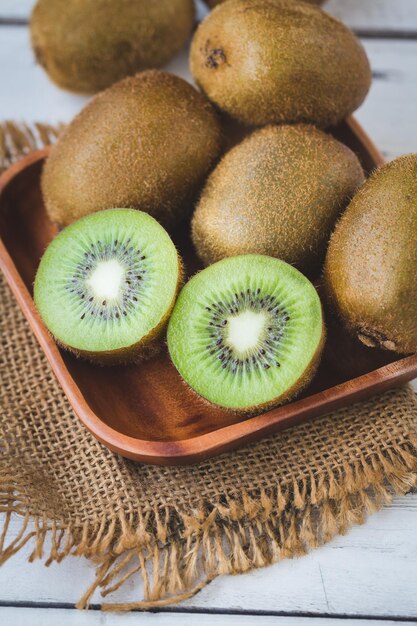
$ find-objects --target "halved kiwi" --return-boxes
[167,255,324,412]
[34,209,182,364]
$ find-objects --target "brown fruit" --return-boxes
[42,71,222,228]
[192,124,364,275]
[324,154,417,355]
[191,0,371,127]
[31,0,195,93]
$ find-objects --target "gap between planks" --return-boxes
[1,604,417,622]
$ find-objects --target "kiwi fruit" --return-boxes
[324,154,417,355]
[192,124,365,275]
[167,255,324,412]
[190,0,371,127]
[34,209,182,364]
[42,71,222,229]
[30,0,195,93]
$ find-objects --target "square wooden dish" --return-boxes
[1,117,416,466]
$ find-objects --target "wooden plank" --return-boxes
[0,27,416,161]
[357,40,417,160]
[1,0,417,32]
[325,0,417,34]
[1,494,417,617]
[0,608,414,626]
[0,1,34,22]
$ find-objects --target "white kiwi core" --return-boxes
[87,259,125,301]
[226,310,267,356]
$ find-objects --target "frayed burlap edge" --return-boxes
[0,120,63,168]
[2,429,417,610]
[1,121,417,611]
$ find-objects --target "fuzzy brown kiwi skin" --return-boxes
[324,154,417,356]
[41,71,222,230]
[192,124,365,276]
[30,0,195,94]
[191,0,371,128]
[177,311,326,416]
[55,255,184,366]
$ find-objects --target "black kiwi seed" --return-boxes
[203,288,291,375]
[67,236,148,323]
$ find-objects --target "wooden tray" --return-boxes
[1,118,416,466]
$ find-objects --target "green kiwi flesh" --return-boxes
[167,255,324,412]
[30,0,195,93]
[192,124,365,275]
[324,154,417,355]
[191,0,371,127]
[42,71,222,229]
[34,209,182,364]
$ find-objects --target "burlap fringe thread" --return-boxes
[0,120,63,168]
[1,442,417,610]
[1,121,417,610]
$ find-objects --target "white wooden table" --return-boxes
[1,2,417,624]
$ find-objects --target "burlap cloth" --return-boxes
[1,122,417,611]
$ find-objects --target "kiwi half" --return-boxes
[34,209,182,364]
[167,255,324,412]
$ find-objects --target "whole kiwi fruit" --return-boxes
[42,70,222,228]
[192,124,365,275]
[191,0,371,127]
[324,154,417,355]
[30,0,195,93]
